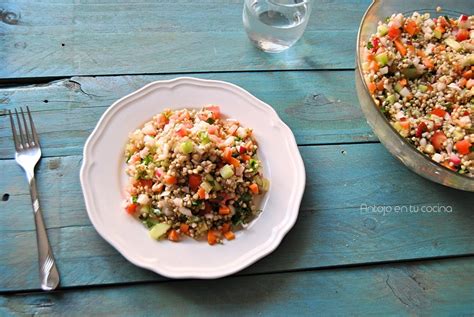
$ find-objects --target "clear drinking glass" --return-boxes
[243,0,312,53]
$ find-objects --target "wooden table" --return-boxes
[1,1,473,315]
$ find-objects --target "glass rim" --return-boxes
[267,0,311,7]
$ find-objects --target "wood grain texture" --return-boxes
[0,71,376,159]
[1,144,473,291]
[0,0,370,78]
[1,257,474,316]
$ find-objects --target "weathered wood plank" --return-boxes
[0,0,370,78]
[1,143,473,291]
[1,257,473,316]
[0,71,376,159]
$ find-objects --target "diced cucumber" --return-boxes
[213,182,222,191]
[375,52,389,66]
[149,223,171,240]
[445,38,462,51]
[180,140,194,154]
[402,67,419,79]
[220,164,234,179]
[394,83,403,93]
[418,84,428,92]
[386,94,397,104]
[199,131,210,145]
[378,25,388,36]
[205,174,214,182]
[201,181,213,193]
[262,178,270,191]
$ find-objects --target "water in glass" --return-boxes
[243,0,311,53]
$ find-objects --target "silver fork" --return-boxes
[8,107,60,291]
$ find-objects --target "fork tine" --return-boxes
[8,110,20,151]
[26,106,40,146]
[14,109,25,148]
[20,107,31,145]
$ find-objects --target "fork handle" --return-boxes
[29,176,60,291]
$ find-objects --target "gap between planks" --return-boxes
[1,254,472,296]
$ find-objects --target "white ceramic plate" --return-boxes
[80,77,305,279]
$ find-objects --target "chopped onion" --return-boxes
[178,207,193,217]
[399,87,411,97]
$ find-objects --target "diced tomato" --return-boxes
[168,230,180,242]
[430,108,446,118]
[456,29,470,41]
[241,154,251,161]
[218,205,230,215]
[455,139,472,155]
[439,16,450,27]
[176,127,188,137]
[372,37,380,51]
[208,125,218,135]
[415,122,427,138]
[238,145,247,154]
[205,105,221,119]
[188,174,202,191]
[404,19,418,36]
[376,80,385,91]
[431,131,447,151]
[155,114,168,126]
[138,179,153,188]
[164,175,177,185]
[387,26,401,40]
[126,203,138,215]
[228,156,240,168]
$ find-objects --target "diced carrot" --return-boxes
[249,183,259,195]
[367,53,375,62]
[399,120,410,130]
[219,205,230,215]
[376,80,385,91]
[221,223,231,233]
[407,45,415,53]
[164,175,177,185]
[126,203,138,215]
[223,147,232,161]
[463,70,473,80]
[423,58,434,69]
[188,174,202,191]
[416,49,426,57]
[207,230,218,245]
[404,19,418,36]
[394,39,407,56]
[228,156,240,168]
[168,229,180,242]
[455,140,472,155]
[398,78,407,87]
[459,77,467,88]
[442,161,457,171]
[434,25,445,34]
[369,61,379,72]
[180,224,189,234]
[224,231,235,241]
[197,187,206,200]
[241,154,251,161]
[367,82,377,94]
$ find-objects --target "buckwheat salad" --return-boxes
[362,12,474,176]
[123,105,269,245]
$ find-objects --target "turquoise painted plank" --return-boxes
[0,0,370,78]
[0,72,376,159]
[1,257,473,316]
[1,143,473,291]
